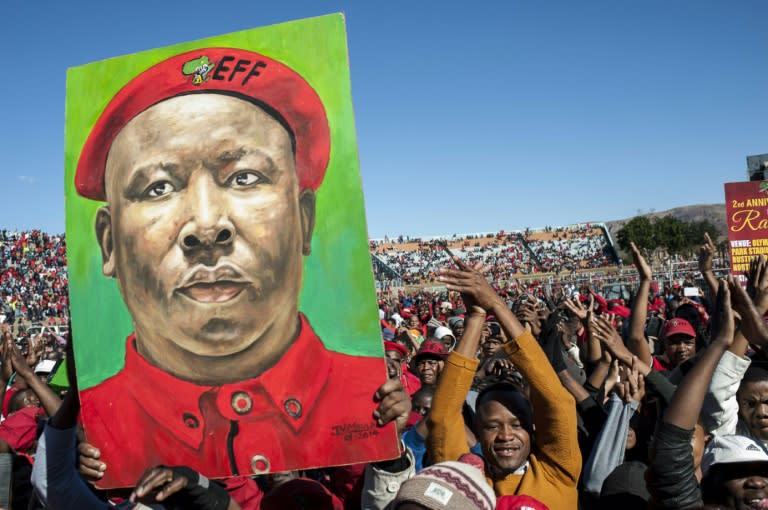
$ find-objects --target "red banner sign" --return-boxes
[724,180,768,279]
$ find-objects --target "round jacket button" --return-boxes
[284,398,302,419]
[182,412,199,429]
[231,391,253,415]
[251,455,270,474]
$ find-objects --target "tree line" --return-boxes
[616,215,725,260]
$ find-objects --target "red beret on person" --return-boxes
[384,341,408,358]
[75,47,330,201]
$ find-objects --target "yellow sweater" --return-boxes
[427,331,581,509]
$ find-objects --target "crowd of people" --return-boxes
[4,228,768,509]
[0,230,68,326]
[369,234,768,509]
[372,224,618,285]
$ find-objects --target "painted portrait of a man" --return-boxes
[65,17,398,488]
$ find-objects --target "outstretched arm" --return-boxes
[701,257,768,436]
[664,279,734,429]
[439,261,581,486]
[697,233,719,307]
[427,262,487,464]
[627,242,652,367]
[648,279,734,509]
[10,343,60,417]
[32,331,110,510]
[0,331,13,416]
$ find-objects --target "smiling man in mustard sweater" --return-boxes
[429,260,581,509]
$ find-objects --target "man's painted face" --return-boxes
[99,94,313,361]
[739,380,768,442]
[476,400,531,474]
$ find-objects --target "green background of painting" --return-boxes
[64,14,383,390]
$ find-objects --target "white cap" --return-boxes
[701,434,768,478]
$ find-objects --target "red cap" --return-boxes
[413,339,448,362]
[496,495,550,510]
[75,48,330,201]
[662,318,696,339]
[384,341,408,357]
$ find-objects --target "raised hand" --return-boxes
[615,357,646,403]
[727,276,766,347]
[516,301,541,337]
[697,232,716,275]
[10,342,34,380]
[592,315,626,358]
[25,336,42,369]
[0,335,13,384]
[711,278,736,348]
[630,242,652,281]
[748,255,768,315]
[604,359,620,396]
[563,295,593,324]
[438,259,503,313]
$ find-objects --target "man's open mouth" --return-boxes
[494,445,520,458]
[178,281,248,303]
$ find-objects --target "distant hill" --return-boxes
[603,204,727,243]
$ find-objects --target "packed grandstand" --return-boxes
[371,223,620,286]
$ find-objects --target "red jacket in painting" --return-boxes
[79,314,399,488]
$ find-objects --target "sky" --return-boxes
[1,0,766,239]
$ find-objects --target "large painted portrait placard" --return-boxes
[64,14,399,488]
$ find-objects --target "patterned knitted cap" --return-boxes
[391,461,495,510]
